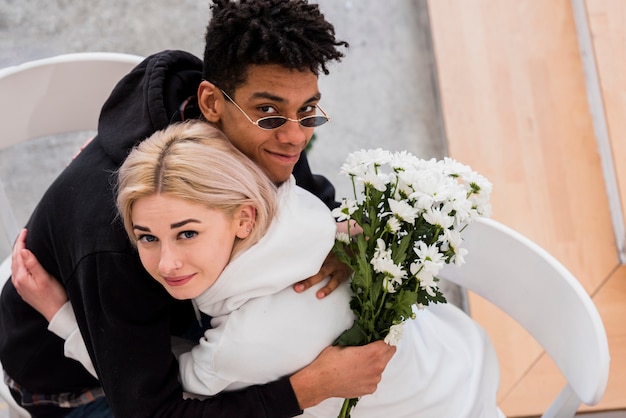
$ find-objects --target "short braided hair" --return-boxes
[203,0,348,92]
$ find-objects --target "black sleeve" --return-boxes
[70,253,303,418]
[293,151,340,210]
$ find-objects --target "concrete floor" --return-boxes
[0,1,457,416]
[0,0,448,266]
[0,0,446,215]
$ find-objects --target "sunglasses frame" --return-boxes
[220,89,330,130]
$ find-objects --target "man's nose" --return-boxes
[275,119,310,146]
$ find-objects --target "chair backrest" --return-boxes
[439,217,610,418]
[0,52,144,418]
[0,52,144,149]
[0,52,144,249]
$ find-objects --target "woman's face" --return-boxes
[131,194,246,300]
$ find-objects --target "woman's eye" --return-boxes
[137,234,157,244]
[179,230,198,240]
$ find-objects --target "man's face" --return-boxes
[217,65,322,184]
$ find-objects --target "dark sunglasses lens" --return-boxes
[300,116,329,128]
[257,117,287,129]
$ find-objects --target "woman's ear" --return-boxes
[197,81,222,123]
[235,205,256,239]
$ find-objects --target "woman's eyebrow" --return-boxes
[170,219,201,229]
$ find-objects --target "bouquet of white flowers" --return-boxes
[331,149,492,418]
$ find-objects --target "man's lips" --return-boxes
[266,149,301,164]
[163,274,195,287]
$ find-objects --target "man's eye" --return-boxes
[259,105,278,115]
[179,231,198,240]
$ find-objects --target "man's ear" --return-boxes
[197,80,222,123]
[235,205,256,239]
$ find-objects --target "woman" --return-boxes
[14,121,502,417]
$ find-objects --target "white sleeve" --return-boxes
[178,281,354,396]
[48,301,98,378]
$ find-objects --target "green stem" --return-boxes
[373,283,388,326]
[338,398,351,418]
[338,397,359,418]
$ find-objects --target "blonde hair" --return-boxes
[116,120,278,258]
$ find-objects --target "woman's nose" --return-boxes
[158,245,182,274]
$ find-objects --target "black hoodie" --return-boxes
[0,50,336,417]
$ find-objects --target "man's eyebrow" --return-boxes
[250,91,322,103]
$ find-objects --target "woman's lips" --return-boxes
[163,274,195,287]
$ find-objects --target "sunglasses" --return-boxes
[220,89,330,130]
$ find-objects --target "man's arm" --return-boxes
[291,342,395,409]
[293,250,352,298]
[12,230,394,417]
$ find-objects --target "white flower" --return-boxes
[445,189,473,226]
[451,246,469,266]
[372,238,391,260]
[362,170,389,192]
[390,150,421,171]
[332,148,492,418]
[364,148,393,166]
[423,206,454,229]
[385,217,401,234]
[331,198,359,222]
[384,323,404,346]
[412,241,445,277]
[372,239,406,290]
[443,230,468,266]
[335,232,350,245]
[440,157,473,177]
[388,198,419,224]
[373,257,406,281]
[408,170,455,210]
[340,148,392,178]
[383,276,402,293]
[416,270,438,297]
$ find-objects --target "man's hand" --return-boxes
[69,136,94,164]
[11,229,68,322]
[293,251,352,299]
[289,341,395,409]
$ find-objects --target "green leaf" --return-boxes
[334,321,368,346]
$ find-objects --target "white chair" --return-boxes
[439,217,610,418]
[0,52,144,418]
[0,52,144,249]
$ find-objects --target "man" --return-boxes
[0,1,394,417]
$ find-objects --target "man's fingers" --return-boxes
[11,229,27,264]
[293,251,352,298]
[315,276,341,299]
[11,229,29,280]
[21,248,42,273]
[293,275,318,293]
